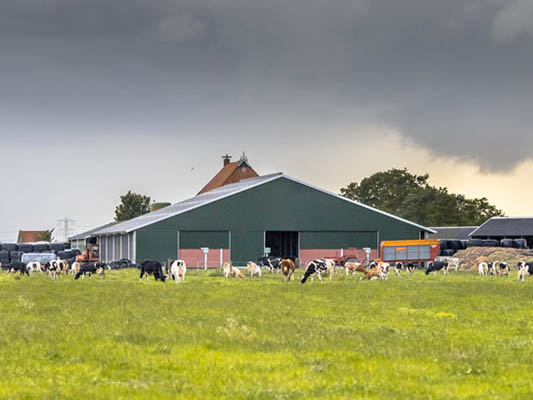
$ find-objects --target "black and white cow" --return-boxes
[257,256,282,273]
[425,261,449,275]
[8,262,29,276]
[496,262,510,276]
[140,260,166,282]
[518,262,533,282]
[75,262,106,280]
[300,259,328,284]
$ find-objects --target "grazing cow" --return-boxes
[223,262,244,278]
[26,261,42,275]
[280,259,296,281]
[405,262,416,274]
[436,257,460,272]
[425,261,449,275]
[394,262,403,276]
[71,262,82,276]
[257,256,282,273]
[75,262,106,280]
[478,262,489,276]
[496,262,510,276]
[139,260,166,282]
[324,259,336,280]
[46,260,60,280]
[344,261,366,275]
[246,261,262,279]
[518,262,533,282]
[8,262,29,276]
[169,259,187,283]
[300,259,328,284]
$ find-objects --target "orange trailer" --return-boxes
[380,239,440,263]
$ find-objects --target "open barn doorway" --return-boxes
[265,231,299,260]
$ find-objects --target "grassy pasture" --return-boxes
[1,269,533,399]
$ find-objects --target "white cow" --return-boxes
[169,259,187,283]
[26,261,42,274]
[247,261,262,278]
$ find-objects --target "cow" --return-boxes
[360,267,382,281]
[139,260,166,282]
[169,259,187,283]
[478,262,489,276]
[394,262,403,276]
[425,261,449,275]
[8,262,29,276]
[518,262,533,283]
[71,262,82,276]
[300,259,328,284]
[435,257,460,272]
[26,261,42,275]
[496,262,510,276]
[246,261,262,279]
[223,262,245,278]
[280,259,296,281]
[324,259,336,280]
[46,260,60,280]
[257,256,281,273]
[344,261,366,275]
[75,262,106,280]
[405,262,416,274]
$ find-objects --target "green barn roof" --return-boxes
[95,173,435,235]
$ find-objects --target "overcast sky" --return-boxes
[1,0,533,241]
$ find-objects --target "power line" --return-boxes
[56,218,75,242]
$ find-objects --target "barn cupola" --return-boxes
[197,152,260,195]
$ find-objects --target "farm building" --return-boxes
[69,222,117,251]
[469,217,533,248]
[428,226,478,240]
[17,230,48,243]
[93,171,435,267]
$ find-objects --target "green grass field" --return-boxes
[1,269,533,399]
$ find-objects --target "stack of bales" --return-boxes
[0,242,78,269]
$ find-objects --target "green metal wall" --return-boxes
[179,231,229,249]
[136,177,426,264]
[300,231,377,249]
[136,230,177,263]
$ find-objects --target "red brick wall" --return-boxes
[178,249,230,269]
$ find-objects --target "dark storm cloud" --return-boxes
[1,0,533,170]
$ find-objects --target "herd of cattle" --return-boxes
[2,255,533,283]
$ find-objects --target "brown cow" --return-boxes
[280,259,296,281]
[344,261,366,275]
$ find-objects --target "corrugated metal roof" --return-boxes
[469,217,533,237]
[94,173,435,235]
[428,226,478,240]
[69,222,118,240]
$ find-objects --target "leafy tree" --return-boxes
[340,168,505,226]
[35,229,54,242]
[115,191,151,222]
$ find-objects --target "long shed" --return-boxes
[94,173,435,267]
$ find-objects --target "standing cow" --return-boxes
[169,259,187,283]
[8,262,29,276]
[139,260,166,282]
[257,256,282,273]
[247,261,262,279]
[425,261,449,275]
[280,259,296,281]
[518,262,533,283]
[75,262,106,280]
[301,259,328,284]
